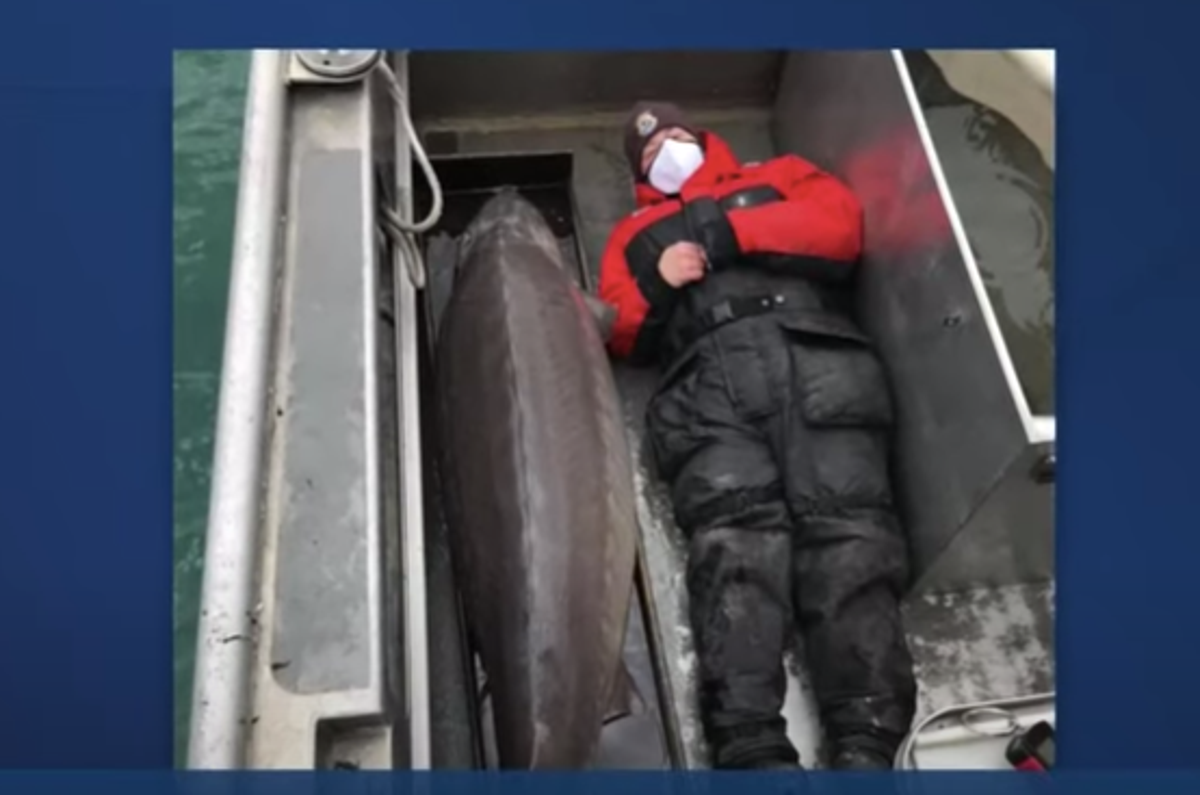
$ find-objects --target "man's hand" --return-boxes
[658,241,707,288]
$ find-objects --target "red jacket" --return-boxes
[598,132,865,360]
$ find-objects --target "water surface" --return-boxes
[905,50,1056,416]
[173,49,248,764]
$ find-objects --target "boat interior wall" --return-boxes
[409,51,785,123]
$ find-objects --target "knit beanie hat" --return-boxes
[623,101,698,179]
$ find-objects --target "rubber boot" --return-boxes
[829,746,893,771]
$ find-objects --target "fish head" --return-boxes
[458,188,564,270]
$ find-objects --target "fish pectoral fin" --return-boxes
[581,293,617,344]
[602,662,643,725]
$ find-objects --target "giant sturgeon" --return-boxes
[435,190,639,769]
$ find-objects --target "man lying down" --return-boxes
[591,102,918,771]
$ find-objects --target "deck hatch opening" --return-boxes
[413,151,592,309]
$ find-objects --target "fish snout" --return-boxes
[460,188,563,265]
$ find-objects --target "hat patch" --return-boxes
[636,111,658,138]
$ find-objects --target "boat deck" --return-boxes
[187,49,1055,771]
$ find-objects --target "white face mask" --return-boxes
[647,139,704,195]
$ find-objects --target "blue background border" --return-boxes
[0,771,1193,793]
[4,0,1200,772]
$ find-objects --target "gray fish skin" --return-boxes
[436,190,638,769]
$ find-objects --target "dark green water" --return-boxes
[173,49,248,765]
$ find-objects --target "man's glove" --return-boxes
[682,197,740,269]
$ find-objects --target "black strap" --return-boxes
[719,185,784,212]
[692,294,797,337]
[682,186,785,269]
